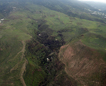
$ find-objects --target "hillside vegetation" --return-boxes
[0,0,106,86]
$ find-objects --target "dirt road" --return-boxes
[10,41,27,86]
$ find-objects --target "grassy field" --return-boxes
[81,33,106,50]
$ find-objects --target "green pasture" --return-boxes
[81,33,106,50]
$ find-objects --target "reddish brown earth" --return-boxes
[59,41,106,86]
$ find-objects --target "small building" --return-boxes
[38,34,41,36]
[47,58,50,62]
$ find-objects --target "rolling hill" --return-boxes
[0,0,106,86]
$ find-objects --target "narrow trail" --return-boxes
[9,41,25,62]
[9,41,27,86]
[10,41,26,72]
[19,41,27,86]
[20,59,28,86]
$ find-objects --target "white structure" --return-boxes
[47,58,50,62]
[0,21,1,23]
[38,34,41,36]
[1,18,4,21]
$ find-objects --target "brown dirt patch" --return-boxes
[59,41,106,86]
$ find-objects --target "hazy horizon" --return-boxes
[78,0,106,3]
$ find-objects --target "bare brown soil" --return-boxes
[59,41,106,86]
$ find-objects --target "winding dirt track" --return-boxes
[20,41,27,86]
[10,41,27,86]
[20,59,28,86]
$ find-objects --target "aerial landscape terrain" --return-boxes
[0,0,106,86]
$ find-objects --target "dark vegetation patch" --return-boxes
[48,71,77,86]
[57,28,73,33]
[24,20,76,86]
[36,20,65,51]
[25,40,76,86]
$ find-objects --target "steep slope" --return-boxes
[59,41,106,86]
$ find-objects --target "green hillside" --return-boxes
[0,0,106,86]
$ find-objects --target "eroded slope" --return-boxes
[59,41,106,86]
